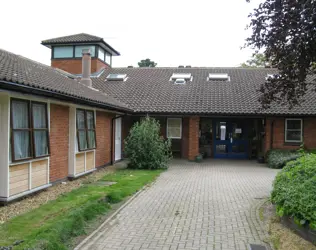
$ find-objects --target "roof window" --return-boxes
[174,78,186,85]
[106,74,127,81]
[171,73,192,81]
[208,73,230,81]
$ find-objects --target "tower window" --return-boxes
[75,45,96,57]
[53,46,73,58]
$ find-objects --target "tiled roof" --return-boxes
[92,67,316,115]
[41,33,120,56]
[42,33,103,44]
[0,49,131,112]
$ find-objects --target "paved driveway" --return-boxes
[77,160,279,250]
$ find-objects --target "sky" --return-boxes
[0,0,260,68]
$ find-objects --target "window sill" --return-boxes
[10,156,49,166]
[284,142,302,146]
[76,149,95,154]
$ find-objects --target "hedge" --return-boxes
[271,153,316,230]
[266,149,302,169]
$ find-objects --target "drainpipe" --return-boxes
[270,120,274,150]
[111,114,127,165]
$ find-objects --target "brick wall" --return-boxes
[49,104,69,182]
[264,117,316,153]
[52,58,109,74]
[188,116,200,160]
[95,111,114,167]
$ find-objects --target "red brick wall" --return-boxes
[52,58,109,74]
[95,111,114,167]
[49,104,69,182]
[188,116,200,160]
[264,117,316,153]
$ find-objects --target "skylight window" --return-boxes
[171,73,192,81]
[106,74,127,81]
[174,78,186,85]
[208,73,230,81]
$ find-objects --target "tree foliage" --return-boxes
[124,116,172,169]
[138,58,157,67]
[241,53,268,68]
[246,0,316,108]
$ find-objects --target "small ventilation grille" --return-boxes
[208,73,230,81]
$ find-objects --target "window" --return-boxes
[208,73,230,81]
[10,99,49,161]
[105,52,111,65]
[75,45,96,57]
[171,73,192,80]
[167,118,182,139]
[98,47,105,61]
[285,119,303,143]
[106,74,127,81]
[53,46,73,58]
[76,109,96,151]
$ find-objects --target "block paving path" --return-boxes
[77,160,279,250]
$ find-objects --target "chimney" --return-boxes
[81,49,92,87]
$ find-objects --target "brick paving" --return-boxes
[77,160,279,250]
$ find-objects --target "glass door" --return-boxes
[213,119,248,159]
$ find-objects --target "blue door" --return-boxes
[213,120,248,159]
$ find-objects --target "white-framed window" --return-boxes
[105,52,111,65]
[76,109,96,151]
[167,118,182,139]
[98,47,105,61]
[285,118,303,143]
[75,45,96,57]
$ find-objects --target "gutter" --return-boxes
[0,80,132,113]
[111,114,127,165]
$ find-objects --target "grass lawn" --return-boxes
[0,169,163,250]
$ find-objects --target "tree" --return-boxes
[245,0,316,108]
[138,58,157,67]
[124,117,172,169]
[241,53,269,68]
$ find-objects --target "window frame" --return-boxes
[74,45,96,58]
[31,101,50,159]
[10,98,50,162]
[52,46,74,59]
[166,118,182,139]
[76,109,97,152]
[284,118,303,143]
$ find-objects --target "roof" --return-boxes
[92,67,316,116]
[0,49,131,112]
[41,33,120,56]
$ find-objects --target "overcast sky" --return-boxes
[0,0,260,68]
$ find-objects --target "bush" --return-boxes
[266,149,302,169]
[124,116,172,169]
[271,153,316,229]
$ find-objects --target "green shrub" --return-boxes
[124,116,172,169]
[271,153,316,229]
[266,149,302,169]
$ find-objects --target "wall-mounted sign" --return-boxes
[235,128,242,134]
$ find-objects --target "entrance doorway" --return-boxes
[213,119,248,159]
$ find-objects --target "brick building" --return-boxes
[0,33,315,202]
